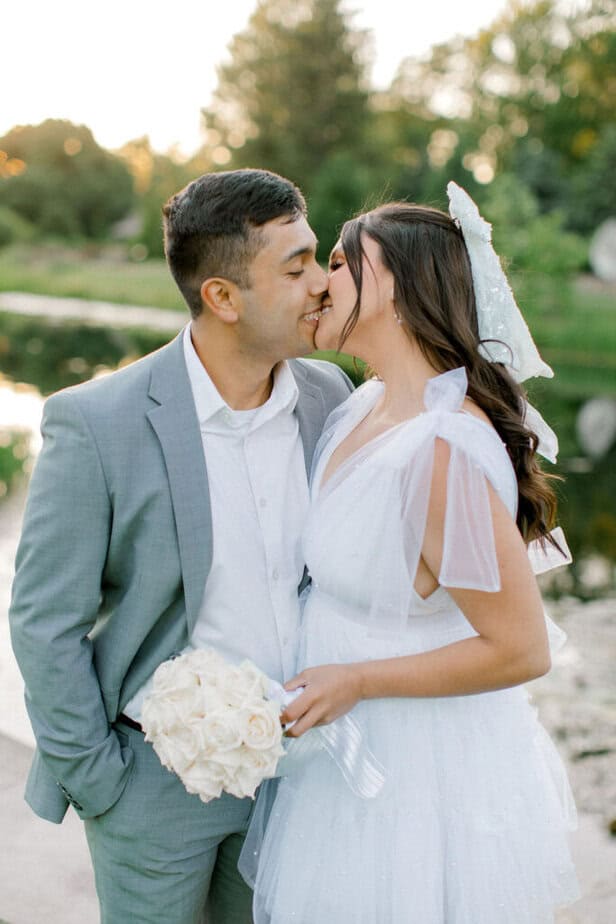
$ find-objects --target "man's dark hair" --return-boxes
[163,169,307,318]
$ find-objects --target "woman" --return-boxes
[246,184,579,922]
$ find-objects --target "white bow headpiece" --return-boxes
[447,181,553,383]
[447,181,557,462]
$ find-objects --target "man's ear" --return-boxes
[200,277,240,324]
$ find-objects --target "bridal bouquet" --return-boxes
[141,648,290,802]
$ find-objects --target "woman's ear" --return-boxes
[200,277,240,324]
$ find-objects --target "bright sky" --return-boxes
[4,0,513,156]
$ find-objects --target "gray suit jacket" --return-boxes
[9,332,352,823]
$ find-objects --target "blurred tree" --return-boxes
[0,120,134,239]
[0,205,35,248]
[367,96,483,208]
[482,172,587,312]
[117,137,200,257]
[388,0,616,225]
[568,124,616,234]
[307,151,381,256]
[471,0,616,204]
[201,0,372,194]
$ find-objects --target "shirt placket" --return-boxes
[245,425,294,679]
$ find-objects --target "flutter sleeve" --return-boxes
[437,441,502,592]
[395,368,514,604]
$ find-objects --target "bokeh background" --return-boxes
[0,1,614,921]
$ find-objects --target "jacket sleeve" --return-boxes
[9,390,134,819]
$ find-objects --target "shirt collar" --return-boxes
[183,324,299,430]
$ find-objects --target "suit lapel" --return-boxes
[146,335,212,636]
[145,348,330,635]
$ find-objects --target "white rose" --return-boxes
[148,731,177,771]
[200,685,231,714]
[224,748,280,799]
[143,690,186,737]
[196,709,244,753]
[141,694,171,738]
[152,655,200,695]
[237,660,269,696]
[186,648,227,676]
[161,722,206,773]
[206,746,246,770]
[224,770,260,800]
[242,746,281,777]
[180,758,226,803]
[142,682,205,733]
[211,664,265,708]
[239,700,284,751]
[144,655,210,729]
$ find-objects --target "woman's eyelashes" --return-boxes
[329,259,343,272]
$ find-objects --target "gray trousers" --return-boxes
[84,721,254,924]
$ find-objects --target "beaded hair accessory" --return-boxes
[447,181,557,462]
[447,181,553,384]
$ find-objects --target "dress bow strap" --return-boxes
[423,367,468,414]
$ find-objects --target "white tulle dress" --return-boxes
[247,368,579,923]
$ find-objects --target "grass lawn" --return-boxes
[0,243,183,311]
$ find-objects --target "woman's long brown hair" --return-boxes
[338,202,559,545]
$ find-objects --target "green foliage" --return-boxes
[481,174,587,312]
[0,120,135,239]
[387,0,616,230]
[0,243,183,310]
[201,0,372,191]
[569,124,616,234]
[203,0,612,250]
[307,152,383,258]
[484,174,587,276]
[0,429,31,497]
[0,311,170,396]
[0,205,35,248]
[116,137,201,258]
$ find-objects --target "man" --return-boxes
[9,169,352,923]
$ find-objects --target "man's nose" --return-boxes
[310,263,328,294]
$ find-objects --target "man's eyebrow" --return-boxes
[281,242,318,264]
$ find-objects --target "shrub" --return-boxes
[0,205,35,248]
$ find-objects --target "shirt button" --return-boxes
[272,568,279,581]
[259,498,267,508]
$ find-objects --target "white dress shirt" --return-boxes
[124,325,310,720]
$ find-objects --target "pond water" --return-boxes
[1,309,614,597]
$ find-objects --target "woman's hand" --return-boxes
[280,663,363,737]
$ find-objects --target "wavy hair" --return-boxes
[338,202,559,545]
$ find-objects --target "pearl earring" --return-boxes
[392,293,403,324]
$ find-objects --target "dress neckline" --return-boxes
[317,386,411,494]
[314,368,501,499]
[315,378,423,499]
